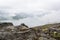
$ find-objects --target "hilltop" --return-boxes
[0,22,60,40]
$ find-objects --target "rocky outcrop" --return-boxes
[0,23,60,40]
[0,22,14,32]
[0,22,13,27]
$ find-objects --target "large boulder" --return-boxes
[0,22,13,27]
[0,22,13,31]
[16,23,29,32]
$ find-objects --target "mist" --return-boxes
[0,0,60,27]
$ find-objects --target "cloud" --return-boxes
[0,9,60,27]
[0,10,33,20]
[0,0,60,26]
[12,13,33,20]
[0,0,60,11]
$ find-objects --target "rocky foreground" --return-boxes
[0,22,60,40]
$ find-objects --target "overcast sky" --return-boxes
[0,0,60,26]
[0,0,60,12]
[0,0,60,17]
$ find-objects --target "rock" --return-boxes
[38,37,56,40]
[0,23,14,32]
[0,22,13,27]
[0,22,13,29]
[3,26,15,32]
[0,23,59,40]
[15,23,29,33]
[20,23,28,28]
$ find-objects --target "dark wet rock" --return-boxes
[0,22,13,26]
[20,23,28,28]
